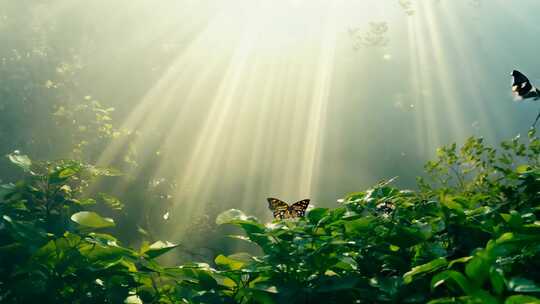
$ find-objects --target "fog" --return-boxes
[1,0,539,247]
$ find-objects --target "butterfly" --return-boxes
[376,201,395,214]
[267,198,310,220]
[511,70,540,100]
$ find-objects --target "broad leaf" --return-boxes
[71,211,115,228]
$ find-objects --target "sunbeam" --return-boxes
[48,0,539,243]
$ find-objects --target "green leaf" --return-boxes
[448,256,473,268]
[215,252,252,270]
[501,211,524,228]
[0,183,15,199]
[344,216,375,234]
[216,276,237,289]
[507,277,540,293]
[141,240,179,259]
[58,167,78,178]
[334,256,358,270]
[216,209,249,225]
[79,242,134,264]
[370,276,401,296]
[307,208,329,223]
[7,152,32,172]
[431,270,473,294]
[389,244,400,252]
[490,267,505,295]
[516,164,531,174]
[176,264,219,289]
[72,198,97,206]
[124,295,143,304]
[440,195,464,212]
[504,295,540,304]
[49,163,83,183]
[404,257,447,284]
[465,256,490,285]
[87,232,119,244]
[71,211,115,228]
[99,193,124,210]
[1,215,48,243]
[470,289,500,304]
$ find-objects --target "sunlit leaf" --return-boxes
[71,211,115,228]
[389,244,400,252]
[141,240,179,259]
[99,193,124,210]
[431,270,472,294]
[58,167,78,178]
[507,277,540,293]
[7,152,32,172]
[447,256,473,268]
[124,295,143,304]
[504,295,540,304]
[516,164,531,174]
[72,198,96,206]
[215,252,252,270]
[216,209,249,225]
[404,257,447,284]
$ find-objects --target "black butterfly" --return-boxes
[267,198,310,220]
[511,70,540,100]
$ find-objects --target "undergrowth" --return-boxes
[1,131,539,303]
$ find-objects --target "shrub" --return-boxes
[1,131,539,303]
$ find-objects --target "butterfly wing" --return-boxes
[289,199,310,218]
[267,198,290,220]
[512,70,535,98]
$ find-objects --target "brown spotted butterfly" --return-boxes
[267,198,310,220]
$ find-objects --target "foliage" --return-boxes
[52,96,134,163]
[0,153,176,303]
[195,131,540,303]
[1,131,539,303]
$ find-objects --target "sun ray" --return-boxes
[65,0,533,243]
[94,21,219,163]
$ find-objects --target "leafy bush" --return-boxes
[1,131,539,303]
[200,131,540,304]
[0,153,178,303]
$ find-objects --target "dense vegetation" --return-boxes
[1,129,539,303]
